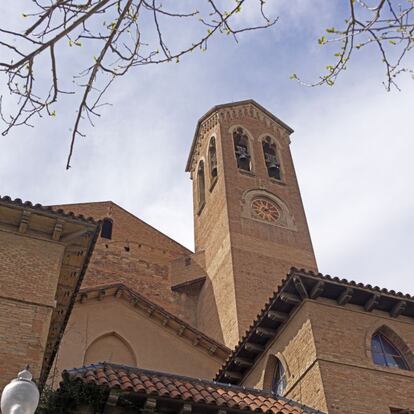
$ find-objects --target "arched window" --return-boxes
[262,136,281,180]
[371,331,410,370]
[101,218,113,239]
[233,127,251,172]
[209,137,218,180]
[85,332,136,366]
[197,161,205,209]
[271,359,287,395]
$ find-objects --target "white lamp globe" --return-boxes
[1,368,40,414]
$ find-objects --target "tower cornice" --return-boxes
[186,99,294,173]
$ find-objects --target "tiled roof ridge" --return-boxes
[215,267,414,382]
[78,283,231,355]
[292,267,414,300]
[65,362,324,414]
[0,195,98,224]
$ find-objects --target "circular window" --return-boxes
[251,198,280,223]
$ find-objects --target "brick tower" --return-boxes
[186,100,318,347]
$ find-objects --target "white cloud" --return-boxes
[0,1,413,296]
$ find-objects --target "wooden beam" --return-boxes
[337,288,353,306]
[310,281,325,299]
[142,398,157,414]
[364,293,380,312]
[60,228,92,243]
[224,370,243,381]
[244,342,265,353]
[234,357,253,368]
[52,219,64,241]
[79,292,88,303]
[280,292,301,305]
[293,276,308,299]
[179,404,192,414]
[390,300,407,318]
[208,345,217,355]
[103,389,120,413]
[255,326,277,338]
[18,210,31,234]
[267,310,289,322]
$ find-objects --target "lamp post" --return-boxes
[1,367,39,414]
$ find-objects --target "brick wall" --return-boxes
[191,103,318,348]
[52,202,197,325]
[0,230,64,388]
[242,302,328,412]
[242,299,414,414]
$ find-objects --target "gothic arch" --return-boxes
[365,322,414,370]
[241,189,297,230]
[207,135,218,183]
[229,124,256,173]
[84,331,137,366]
[196,159,206,211]
[259,133,285,181]
[263,353,290,395]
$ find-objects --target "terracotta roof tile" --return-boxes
[64,363,322,414]
[0,195,98,223]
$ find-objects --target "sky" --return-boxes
[0,1,413,294]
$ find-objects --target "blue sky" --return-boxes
[1,1,413,293]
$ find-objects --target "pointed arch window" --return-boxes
[371,331,410,370]
[233,127,251,172]
[262,136,281,180]
[271,359,287,395]
[197,161,206,210]
[209,137,218,180]
[101,218,113,239]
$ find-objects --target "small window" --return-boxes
[197,161,205,209]
[271,359,287,395]
[233,127,251,172]
[372,332,410,370]
[209,137,218,179]
[101,218,113,239]
[262,137,281,180]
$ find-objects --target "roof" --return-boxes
[215,268,414,384]
[77,283,230,361]
[0,195,98,224]
[0,195,101,388]
[64,363,323,414]
[185,100,294,172]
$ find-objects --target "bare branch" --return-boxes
[0,0,276,168]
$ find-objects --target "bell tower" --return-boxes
[186,100,317,348]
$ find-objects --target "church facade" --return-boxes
[1,100,413,414]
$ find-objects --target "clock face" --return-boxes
[251,198,280,223]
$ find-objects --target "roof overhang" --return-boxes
[0,196,101,387]
[215,268,414,384]
[185,100,294,172]
[63,363,322,414]
[77,283,230,361]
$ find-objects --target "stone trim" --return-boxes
[77,283,230,361]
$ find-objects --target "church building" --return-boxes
[1,100,413,414]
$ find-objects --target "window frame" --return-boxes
[271,358,287,396]
[371,331,411,371]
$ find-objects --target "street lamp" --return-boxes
[1,367,39,414]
